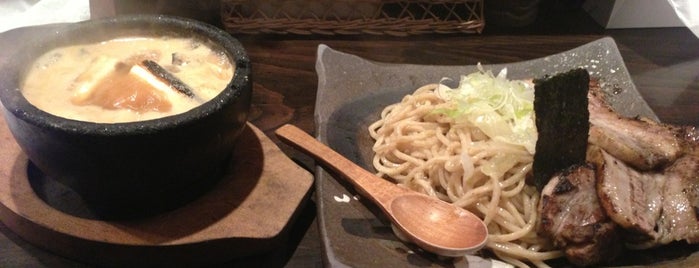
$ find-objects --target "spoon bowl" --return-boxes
[390,194,489,256]
[275,124,488,257]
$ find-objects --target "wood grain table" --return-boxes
[1,3,698,267]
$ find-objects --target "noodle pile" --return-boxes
[368,72,564,267]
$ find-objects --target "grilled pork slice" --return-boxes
[654,155,699,246]
[592,147,664,244]
[594,146,699,249]
[586,80,699,249]
[538,163,622,267]
[587,82,683,171]
[533,72,699,266]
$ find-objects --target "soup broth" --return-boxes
[22,36,234,123]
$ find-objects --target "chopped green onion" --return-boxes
[435,64,537,154]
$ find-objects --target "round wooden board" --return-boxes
[0,115,314,267]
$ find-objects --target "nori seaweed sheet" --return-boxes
[533,68,590,191]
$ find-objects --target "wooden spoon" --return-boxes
[275,124,488,257]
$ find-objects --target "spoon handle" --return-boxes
[275,124,411,208]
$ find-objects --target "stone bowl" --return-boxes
[0,15,252,219]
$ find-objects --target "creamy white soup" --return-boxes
[22,36,234,123]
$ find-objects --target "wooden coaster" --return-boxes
[0,116,313,267]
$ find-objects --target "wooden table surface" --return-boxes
[2,3,699,267]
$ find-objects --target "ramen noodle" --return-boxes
[368,68,564,267]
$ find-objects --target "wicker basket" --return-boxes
[221,0,484,36]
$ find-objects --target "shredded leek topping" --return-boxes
[435,65,537,154]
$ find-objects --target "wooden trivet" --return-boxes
[0,117,313,267]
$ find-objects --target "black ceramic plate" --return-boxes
[313,38,698,267]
